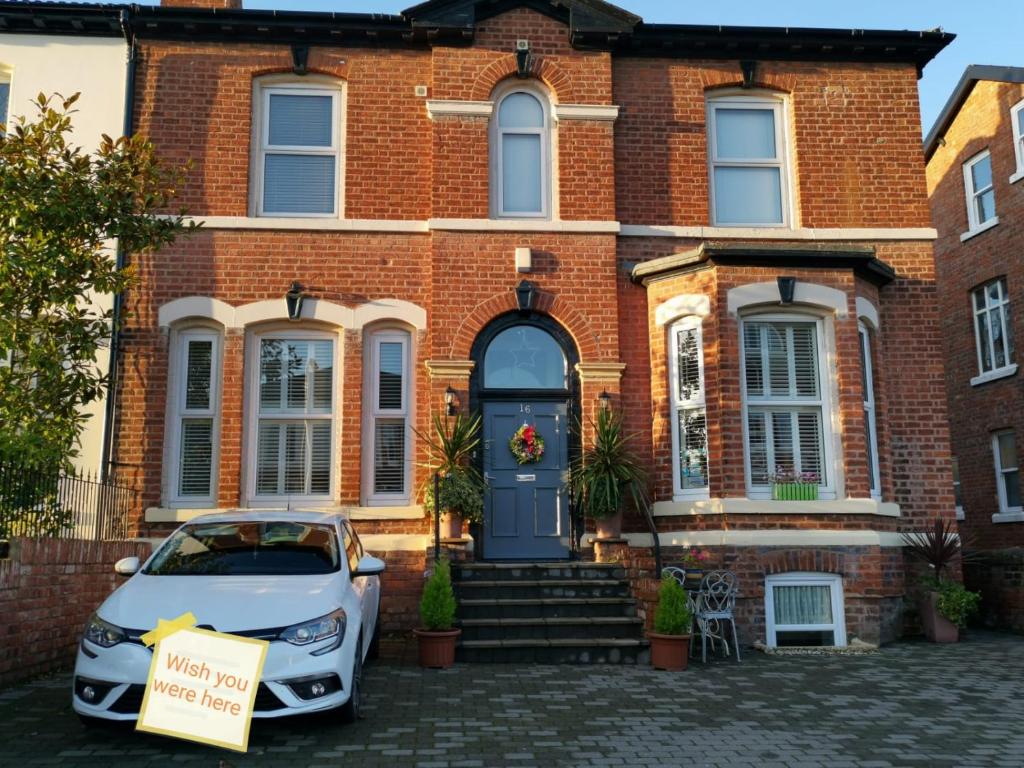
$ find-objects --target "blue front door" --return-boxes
[482,400,570,560]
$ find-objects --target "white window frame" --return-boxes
[490,83,552,219]
[858,322,881,500]
[739,312,837,500]
[970,277,1015,384]
[245,329,338,505]
[992,430,1022,517]
[961,149,998,239]
[0,69,11,136]
[1010,99,1024,185]
[363,329,413,506]
[668,317,710,500]
[765,572,847,648]
[952,456,964,521]
[706,93,792,228]
[165,328,222,507]
[253,82,344,218]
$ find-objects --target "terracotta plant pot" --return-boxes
[594,510,623,539]
[649,632,691,670]
[440,511,463,539]
[414,628,461,669]
[920,591,959,643]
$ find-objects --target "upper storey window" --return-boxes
[491,85,551,219]
[962,149,997,238]
[255,82,342,217]
[1011,99,1024,184]
[707,94,790,227]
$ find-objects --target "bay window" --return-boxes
[668,318,709,499]
[858,322,881,498]
[741,315,833,498]
[364,330,412,505]
[168,330,221,505]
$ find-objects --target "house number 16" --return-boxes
[520,404,531,413]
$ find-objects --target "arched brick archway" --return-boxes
[470,55,575,103]
[761,549,849,577]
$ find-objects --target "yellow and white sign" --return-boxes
[136,612,269,753]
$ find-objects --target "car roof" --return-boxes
[185,509,350,526]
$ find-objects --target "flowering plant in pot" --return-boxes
[680,546,711,589]
[569,407,648,540]
[417,412,483,539]
[413,557,460,668]
[770,467,819,500]
[649,574,693,670]
[901,519,980,643]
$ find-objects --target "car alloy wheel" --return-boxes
[339,638,362,723]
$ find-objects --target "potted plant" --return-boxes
[569,407,648,540]
[417,412,484,539]
[771,466,819,500]
[413,557,461,668]
[649,574,693,670]
[901,519,980,643]
[681,546,710,589]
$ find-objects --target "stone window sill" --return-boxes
[652,498,900,518]
[1009,168,1024,186]
[956,506,965,521]
[992,510,1024,524]
[146,504,424,524]
[961,217,1000,242]
[970,364,1018,387]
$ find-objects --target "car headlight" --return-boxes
[280,609,346,654]
[83,614,126,648]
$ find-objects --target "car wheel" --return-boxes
[339,637,363,724]
[367,612,381,661]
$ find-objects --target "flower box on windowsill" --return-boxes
[771,482,819,501]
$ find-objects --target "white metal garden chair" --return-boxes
[692,570,741,664]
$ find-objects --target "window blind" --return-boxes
[176,335,217,499]
[268,94,333,147]
[184,340,213,410]
[373,419,405,495]
[179,419,213,497]
[263,154,336,215]
[377,341,404,411]
[675,325,703,403]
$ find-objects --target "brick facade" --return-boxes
[927,72,1024,632]
[109,1,954,646]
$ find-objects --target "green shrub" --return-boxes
[420,558,457,631]
[653,574,692,636]
[936,579,981,628]
[422,469,484,525]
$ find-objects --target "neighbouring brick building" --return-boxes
[926,65,1024,634]
[31,0,954,648]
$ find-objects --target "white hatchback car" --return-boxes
[72,510,384,725]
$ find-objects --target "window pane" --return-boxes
[378,342,404,411]
[715,107,777,159]
[991,310,1007,369]
[999,432,1018,470]
[791,325,818,397]
[977,312,993,372]
[283,423,306,494]
[310,421,332,495]
[766,325,790,396]
[974,287,986,311]
[679,409,708,491]
[501,134,543,213]
[771,411,795,474]
[256,422,281,495]
[311,341,333,412]
[859,329,870,397]
[374,419,405,494]
[1005,470,1022,509]
[185,339,213,411]
[713,167,783,225]
[747,411,768,484]
[499,92,544,128]
[285,343,310,410]
[484,325,566,389]
[263,154,336,214]
[864,410,877,493]
[261,340,332,413]
[676,326,702,402]
[775,629,835,647]
[988,279,1003,305]
[797,411,824,483]
[744,321,818,398]
[268,94,333,147]
[0,82,9,132]
[773,584,833,625]
[977,189,996,224]
[260,341,284,411]
[971,155,993,193]
[179,419,213,497]
[743,324,765,397]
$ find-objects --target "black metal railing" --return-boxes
[0,462,136,541]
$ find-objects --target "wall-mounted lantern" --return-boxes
[598,390,612,411]
[777,276,797,305]
[516,279,536,313]
[286,281,306,321]
[444,386,457,417]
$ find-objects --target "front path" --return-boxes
[1,632,1021,767]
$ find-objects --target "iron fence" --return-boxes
[0,462,136,541]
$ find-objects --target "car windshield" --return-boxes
[144,521,340,576]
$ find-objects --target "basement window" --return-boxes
[765,572,847,648]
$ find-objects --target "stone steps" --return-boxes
[458,637,649,665]
[458,615,644,641]
[455,579,632,600]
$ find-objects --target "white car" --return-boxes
[72,510,384,725]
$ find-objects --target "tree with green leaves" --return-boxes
[0,93,194,468]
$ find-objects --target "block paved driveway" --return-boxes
[1,631,1021,768]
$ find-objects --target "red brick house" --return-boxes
[103,0,953,648]
[926,65,1024,633]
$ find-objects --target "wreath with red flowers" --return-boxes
[509,422,545,465]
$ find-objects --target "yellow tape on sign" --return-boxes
[140,612,197,647]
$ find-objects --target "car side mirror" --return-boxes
[351,554,385,579]
[114,556,140,577]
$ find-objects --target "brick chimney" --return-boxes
[160,0,243,8]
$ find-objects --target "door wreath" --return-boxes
[509,422,545,464]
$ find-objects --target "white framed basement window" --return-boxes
[740,314,835,499]
[1010,99,1024,185]
[971,277,1015,384]
[765,572,847,648]
[858,322,881,499]
[961,149,997,239]
[364,329,412,506]
[167,329,221,506]
[707,93,791,227]
[490,83,552,219]
[952,457,964,521]
[249,332,336,503]
[992,430,1022,517]
[255,82,343,217]
[668,317,709,499]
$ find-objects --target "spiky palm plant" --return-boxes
[900,518,975,579]
[569,407,649,521]
[414,412,485,522]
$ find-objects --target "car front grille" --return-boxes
[106,682,288,714]
[254,683,287,712]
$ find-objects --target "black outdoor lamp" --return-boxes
[516,279,536,313]
[444,386,457,417]
[286,281,305,321]
[599,390,612,411]
[777,276,797,305]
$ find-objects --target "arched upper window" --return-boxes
[484,325,566,389]
[491,85,551,218]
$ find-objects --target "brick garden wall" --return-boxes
[0,538,152,688]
